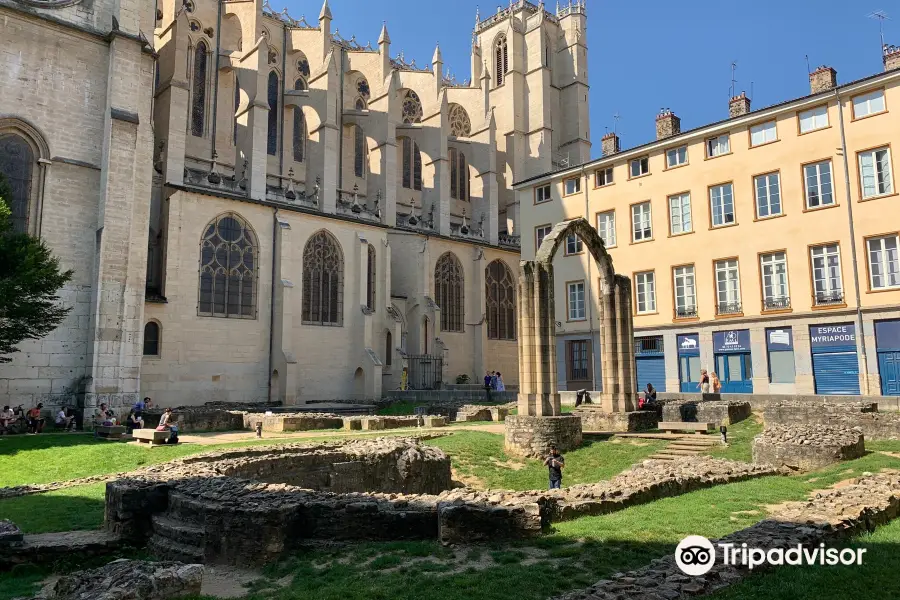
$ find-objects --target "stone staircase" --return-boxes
[647,434,721,460]
[146,493,207,563]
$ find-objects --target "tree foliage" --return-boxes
[0,172,74,362]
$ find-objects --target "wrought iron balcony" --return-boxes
[675,305,698,319]
[716,301,743,316]
[763,296,791,310]
[814,290,845,306]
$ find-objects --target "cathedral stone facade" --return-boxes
[0,0,590,409]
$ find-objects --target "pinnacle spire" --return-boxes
[319,0,332,20]
[432,44,442,64]
[378,21,390,44]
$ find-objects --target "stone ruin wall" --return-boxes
[752,424,866,471]
[661,400,752,427]
[762,401,900,440]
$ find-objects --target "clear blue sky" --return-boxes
[282,0,897,158]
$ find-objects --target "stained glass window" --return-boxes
[198,213,258,319]
[267,71,279,156]
[0,134,34,234]
[366,245,376,310]
[354,126,365,178]
[449,148,468,201]
[293,79,306,163]
[435,252,464,332]
[486,260,516,340]
[297,57,310,77]
[302,230,344,326]
[400,137,422,191]
[402,90,422,124]
[357,78,370,99]
[494,35,508,86]
[448,104,471,137]
[191,41,208,137]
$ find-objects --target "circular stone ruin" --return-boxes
[752,424,865,471]
[504,414,583,458]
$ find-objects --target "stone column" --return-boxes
[234,39,270,201]
[271,214,300,404]
[517,262,536,414]
[749,326,770,394]
[793,324,815,394]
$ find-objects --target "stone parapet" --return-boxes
[752,424,865,471]
[575,407,659,432]
[661,400,751,427]
[503,415,583,458]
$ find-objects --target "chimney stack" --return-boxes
[809,66,837,94]
[655,109,681,140]
[729,92,751,118]
[601,132,620,156]
[884,45,900,71]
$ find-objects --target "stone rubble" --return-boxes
[31,559,202,600]
[752,424,865,471]
[763,401,900,440]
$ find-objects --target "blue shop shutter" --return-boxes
[636,356,666,393]
[812,352,860,395]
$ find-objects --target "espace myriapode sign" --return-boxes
[809,324,856,349]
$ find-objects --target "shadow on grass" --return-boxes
[0,433,116,456]
[0,483,106,533]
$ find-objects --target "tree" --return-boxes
[0,172,73,362]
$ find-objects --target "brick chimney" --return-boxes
[884,45,900,71]
[729,92,751,118]
[601,132,620,156]
[809,66,837,94]
[655,109,681,140]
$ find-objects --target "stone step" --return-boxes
[673,438,720,446]
[147,534,205,564]
[647,454,677,460]
[654,449,703,457]
[165,493,210,526]
[151,515,205,542]
[668,444,717,452]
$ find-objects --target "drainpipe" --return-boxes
[835,87,871,395]
[210,0,222,153]
[581,163,597,392]
[267,207,279,403]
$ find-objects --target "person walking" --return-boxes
[543,444,565,489]
[496,372,506,392]
[483,371,493,401]
[698,369,710,394]
[710,371,722,394]
[490,371,499,391]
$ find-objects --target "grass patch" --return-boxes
[376,401,424,416]
[0,483,106,533]
[705,414,764,462]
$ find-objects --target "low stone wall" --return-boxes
[32,559,203,600]
[752,425,865,471]
[658,392,900,412]
[661,400,752,427]
[762,401,900,440]
[455,405,510,422]
[575,408,659,432]
[380,390,518,412]
[554,472,900,600]
[342,416,421,431]
[141,409,246,433]
[243,412,345,432]
[503,415,583,458]
[422,415,448,427]
[0,529,125,569]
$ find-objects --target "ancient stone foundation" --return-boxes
[503,415,583,458]
[763,401,900,440]
[243,412,345,432]
[574,407,658,432]
[32,559,202,600]
[752,425,865,471]
[661,400,751,427]
[455,405,510,422]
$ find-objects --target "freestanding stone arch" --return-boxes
[519,217,637,417]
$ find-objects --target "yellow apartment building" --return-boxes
[515,53,900,398]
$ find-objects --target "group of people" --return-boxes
[482,370,506,400]
[698,370,723,394]
[1,403,77,434]
[94,397,153,434]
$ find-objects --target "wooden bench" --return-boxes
[657,421,715,434]
[94,425,127,440]
[132,429,172,445]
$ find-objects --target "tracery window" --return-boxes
[448,104,471,137]
[400,137,422,191]
[267,71,279,156]
[355,97,366,110]
[357,78,370,100]
[402,90,423,124]
[191,40,208,137]
[434,252,464,332]
[302,230,344,326]
[494,34,508,86]
[0,134,34,234]
[297,57,310,78]
[366,244,376,310]
[449,148,469,201]
[486,260,516,340]
[354,125,366,178]
[198,213,258,319]
[293,79,306,163]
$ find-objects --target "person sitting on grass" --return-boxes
[126,409,144,434]
[155,407,179,444]
[26,404,45,434]
[55,407,75,431]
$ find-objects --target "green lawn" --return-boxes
[704,414,765,462]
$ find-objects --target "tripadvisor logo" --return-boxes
[675,535,867,576]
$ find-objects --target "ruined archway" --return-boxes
[519,217,636,417]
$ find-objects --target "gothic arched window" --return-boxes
[143,322,160,356]
[0,134,34,234]
[545,33,552,68]
[267,71,279,156]
[293,80,306,163]
[434,252,464,332]
[494,34,508,86]
[402,90,423,124]
[385,330,392,366]
[354,126,366,178]
[400,137,422,191]
[448,104,471,138]
[449,148,468,201]
[302,230,344,326]
[357,78,370,100]
[198,213,258,319]
[191,40,208,137]
[355,97,366,110]
[366,244,376,310]
[486,260,516,340]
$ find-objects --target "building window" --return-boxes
[302,230,344,326]
[190,41,208,137]
[754,172,782,218]
[486,259,516,340]
[629,156,649,178]
[635,271,656,314]
[435,252,464,332]
[449,148,469,200]
[632,201,652,241]
[567,281,586,320]
[666,145,687,168]
[266,71,279,156]
[868,235,900,290]
[233,75,241,146]
[535,184,551,203]
[749,121,777,146]
[355,97,366,111]
[199,213,258,319]
[566,340,590,382]
[564,176,581,195]
[142,322,160,356]
[596,210,616,247]
[366,244,376,310]
[401,90,423,124]
[859,147,893,198]
[0,133,35,234]
[714,258,741,315]
[760,251,790,310]
[565,234,583,256]
[810,244,843,305]
[706,134,730,158]
[595,167,613,186]
[494,34,508,86]
[354,125,366,178]
[385,331,392,366]
[804,160,834,208]
[668,193,692,235]
[535,224,552,250]
[544,33,551,68]
[852,89,886,119]
[799,105,828,133]
[766,328,795,384]
[400,137,422,191]
[710,183,735,227]
[449,103,471,137]
[293,81,306,162]
[673,266,697,319]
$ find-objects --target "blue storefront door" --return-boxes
[677,334,700,392]
[713,330,753,394]
[875,320,900,396]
